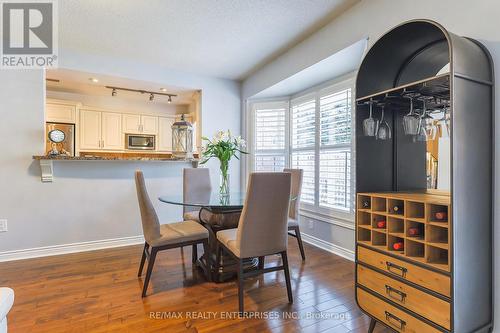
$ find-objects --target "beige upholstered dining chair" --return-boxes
[283,168,305,260]
[182,168,212,263]
[183,168,212,222]
[135,170,210,297]
[216,172,292,313]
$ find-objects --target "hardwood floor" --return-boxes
[0,242,392,333]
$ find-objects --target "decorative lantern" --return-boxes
[171,114,193,158]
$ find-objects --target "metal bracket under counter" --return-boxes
[33,156,199,182]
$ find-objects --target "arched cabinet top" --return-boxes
[356,19,492,99]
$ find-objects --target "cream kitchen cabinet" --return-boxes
[141,115,158,134]
[80,109,123,151]
[157,116,175,151]
[80,109,101,150]
[122,114,141,133]
[122,114,158,135]
[46,103,76,123]
[101,112,123,150]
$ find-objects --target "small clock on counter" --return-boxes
[47,129,70,156]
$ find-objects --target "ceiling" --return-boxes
[46,69,198,106]
[59,0,359,80]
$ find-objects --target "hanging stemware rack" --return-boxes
[357,74,451,139]
[357,74,450,112]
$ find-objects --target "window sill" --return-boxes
[299,208,355,230]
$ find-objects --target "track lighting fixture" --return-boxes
[105,86,176,103]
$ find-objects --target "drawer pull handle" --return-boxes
[385,311,406,330]
[385,285,407,303]
[386,261,407,277]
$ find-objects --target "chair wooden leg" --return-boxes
[368,318,377,333]
[192,244,198,263]
[237,258,245,314]
[138,242,149,277]
[258,256,265,270]
[202,239,211,282]
[294,227,306,261]
[142,247,158,298]
[281,251,293,303]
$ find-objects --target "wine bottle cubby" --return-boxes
[356,192,451,271]
[371,196,386,213]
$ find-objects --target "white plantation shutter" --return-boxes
[291,96,316,205]
[320,89,352,146]
[318,88,353,211]
[292,98,316,149]
[291,151,315,204]
[252,102,287,172]
[255,155,286,172]
[255,107,285,151]
[319,149,351,209]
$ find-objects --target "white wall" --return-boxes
[0,50,241,254]
[243,0,500,329]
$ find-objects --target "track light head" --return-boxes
[168,95,172,104]
[149,93,155,101]
[111,88,117,97]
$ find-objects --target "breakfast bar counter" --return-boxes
[33,155,199,162]
[33,155,199,182]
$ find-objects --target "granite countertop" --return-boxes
[33,155,199,162]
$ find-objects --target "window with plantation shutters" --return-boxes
[252,102,287,172]
[249,78,354,220]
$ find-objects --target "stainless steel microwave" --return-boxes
[125,134,156,150]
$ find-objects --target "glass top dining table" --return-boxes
[158,192,297,211]
[158,192,247,211]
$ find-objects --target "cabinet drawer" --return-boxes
[357,287,441,333]
[357,265,450,329]
[357,246,450,297]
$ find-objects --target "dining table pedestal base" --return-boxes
[198,209,259,282]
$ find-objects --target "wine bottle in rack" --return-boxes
[362,200,370,209]
[435,211,447,220]
[392,205,403,214]
[408,227,420,236]
[393,242,404,251]
[376,220,386,229]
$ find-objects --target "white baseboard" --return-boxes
[0,233,354,263]
[0,235,145,262]
[301,233,355,262]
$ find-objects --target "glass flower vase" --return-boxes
[219,162,230,196]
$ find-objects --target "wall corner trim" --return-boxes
[0,235,145,262]
[301,233,354,262]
